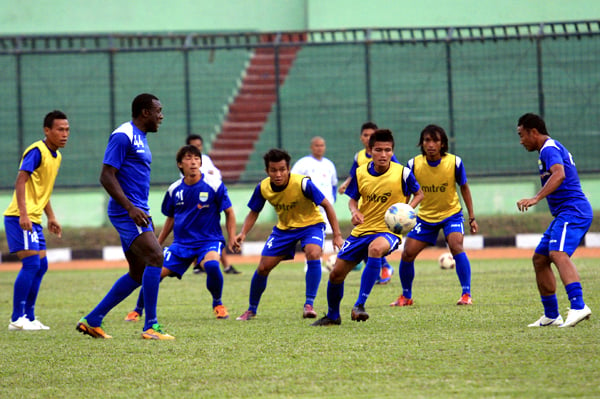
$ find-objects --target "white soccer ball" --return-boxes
[325,253,337,271]
[384,202,417,235]
[438,252,455,269]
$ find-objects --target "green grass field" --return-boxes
[1,257,598,398]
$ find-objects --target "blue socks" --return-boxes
[142,266,162,330]
[305,259,322,306]
[12,254,40,321]
[25,256,48,321]
[454,252,471,295]
[541,294,560,319]
[565,282,585,310]
[248,271,268,313]
[399,259,415,299]
[326,281,344,320]
[86,272,140,327]
[204,260,224,307]
[354,257,381,306]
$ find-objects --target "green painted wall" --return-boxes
[1,0,599,35]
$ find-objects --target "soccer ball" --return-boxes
[325,253,337,271]
[438,252,455,269]
[384,203,417,235]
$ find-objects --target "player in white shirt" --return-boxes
[186,134,240,275]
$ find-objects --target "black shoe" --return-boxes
[351,305,369,322]
[193,263,205,274]
[224,265,241,274]
[311,315,341,326]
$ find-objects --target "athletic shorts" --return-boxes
[406,212,465,245]
[337,232,401,263]
[109,214,155,252]
[163,241,224,279]
[261,223,325,260]
[536,213,592,257]
[4,216,46,253]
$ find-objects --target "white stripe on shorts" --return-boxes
[559,221,569,252]
[22,230,29,251]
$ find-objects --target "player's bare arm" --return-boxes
[233,210,260,251]
[157,216,174,246]
[14,170,33,231]
[459,184,478,234]
[223,207,239,253]
[338,176,352,194]
[517,163,565,212]
[320,198,344,250]
[408,188,424,210]
[44,201,62,237]
[100,164,150,227]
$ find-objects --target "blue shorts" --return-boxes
[536,214,592,257]
[261,223,325,260]
[163,241,224,279]
[4,216,46,253]
[109,214,155,252]
[406,212,465,245]
[337,232,401,263]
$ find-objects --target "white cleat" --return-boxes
[559,305,592,328]
[528,314,563,327]
[8,316,42,331]
[30,319,50,330]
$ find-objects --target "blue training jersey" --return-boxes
[538,138,592,218]
[162,174,232,247]
[103,121,152,216]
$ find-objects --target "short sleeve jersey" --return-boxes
[102,121,152,216]
[538,138,592,218]
[247,173,325,230]
[346,162,420,237]
[291,155,338,204]
[407,153,467,223]
[161,173,232,247]
[4,140,62,224]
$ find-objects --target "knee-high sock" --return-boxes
[354,257,382,306]
[86,272,140,327]
[12,254,40,321]
[565,282,585,310]
[204,260,224,307]
[305,259,322,306]
[541,294,560,319]
[399,259,415,298]
[25,256,48,321]
[249,271,268,313]
[133,287,145,315]
[327,281,344,320]
[142,265,162,330]
[454,252,471,295]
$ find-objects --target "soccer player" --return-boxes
[390,124,478,308]
[124,144,237,322]
[516,113,593,328]
[312,130,423,326]
[5,110,70,331]
[186,134,241,275]
[76,93,174,340]
[338,122,399,283]
[234,149,344,321]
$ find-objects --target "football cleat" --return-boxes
[124,310,141,322]
[351,305,369,322]
[213,305,230,319]
[224,265,242,274]
[76,318,112,339]
[528,314,563,327]
[30,319,50,330]
[456,293,473,305]
[8,316,40,331]
[389,295,414,307]
[377,265,394,285]
[559,305,591,328]
[311,315,342,326]
[303,304,317,319]
[141,324,175,340]
[236,310,256,321]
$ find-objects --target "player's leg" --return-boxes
[446,232,472,305]
[391,237,428,306]
[236,255,286,320]
[201,248,229,319]
[311,255,358,325]
[302,243,322,318]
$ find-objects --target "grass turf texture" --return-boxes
[1,257,599,398]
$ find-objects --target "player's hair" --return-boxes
[131,93,159,118]
[368,129,394,149]
[518,113,548,136]
[176,145,202,173]
[418,124,449,156]
[263,148,291,168]
[186,134,203,144]
[361,121,378,132]
[43,110,67,128]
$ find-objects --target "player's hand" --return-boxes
[228,238,240,254]
[47,218,62,238]
[332,234,344,251]
[129,207,151,227]
[350,210,364,226]
[337,184,347,194]
[517,198,538,212]
[19,215,33,232]
[232,233,245,253]
[469,219,478,234]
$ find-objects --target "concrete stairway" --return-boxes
[209,34,305,183]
